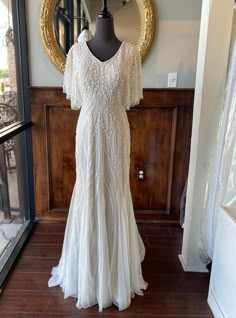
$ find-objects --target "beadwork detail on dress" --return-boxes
[48,41,147,312]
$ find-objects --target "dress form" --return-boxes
[86,3,121,62]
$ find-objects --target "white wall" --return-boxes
[26,0,202,88]
[146,0,202,88]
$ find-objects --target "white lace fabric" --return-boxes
[63,41,143,110]
[77,29,93,43]
[49,41,147,312]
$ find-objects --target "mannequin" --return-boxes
[86,0,122,62]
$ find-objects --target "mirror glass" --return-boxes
[54,0,141,55]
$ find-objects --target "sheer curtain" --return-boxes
[198,36,236,263]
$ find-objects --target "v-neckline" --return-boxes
[83,41,124,64]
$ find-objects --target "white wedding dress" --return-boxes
[48,41,148,311]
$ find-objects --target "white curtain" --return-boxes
[198,38,236,263]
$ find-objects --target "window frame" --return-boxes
[0,0,35,287]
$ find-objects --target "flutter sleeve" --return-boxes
[125,45,143,110]
[63,44,82,110]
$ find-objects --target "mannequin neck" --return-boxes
[86,16,121,62]
[92,16,119,43]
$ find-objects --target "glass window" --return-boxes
[0,0,35,287]
[0,131,28,266]
[0,0,23,131]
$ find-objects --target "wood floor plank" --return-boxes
[5,272,51,290]
[146,235,183,248]
[13,256,59,273]
[21,244,62,258]
[133,292,212,315]
[138,226,183,237]
[146,273,210,293]
[0,315,213,318]
[33,223,66,234]
[13,256,183,275]
[144,247,182,261]
[29,233,64,245]
[0,223,213,317]
[0,290,211,315]
[21,244,182,261]
[0,291,136,314]
[0,314,136,318]
[5,272,209,295]
[142,260,183,274]
[136,315,213,318]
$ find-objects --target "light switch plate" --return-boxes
[168,73,178,88]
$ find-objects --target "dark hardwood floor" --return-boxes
[0,223,213,317]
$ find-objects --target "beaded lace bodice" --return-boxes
[63,41,143,113]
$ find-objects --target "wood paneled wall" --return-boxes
[30,87,193,223]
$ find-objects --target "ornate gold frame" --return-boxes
[39,0,156,73]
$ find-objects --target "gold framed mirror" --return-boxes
[39,0,156,73]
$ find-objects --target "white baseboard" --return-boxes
[178,254,187,270]
[208,290,225,318]
[178,254,208,272]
